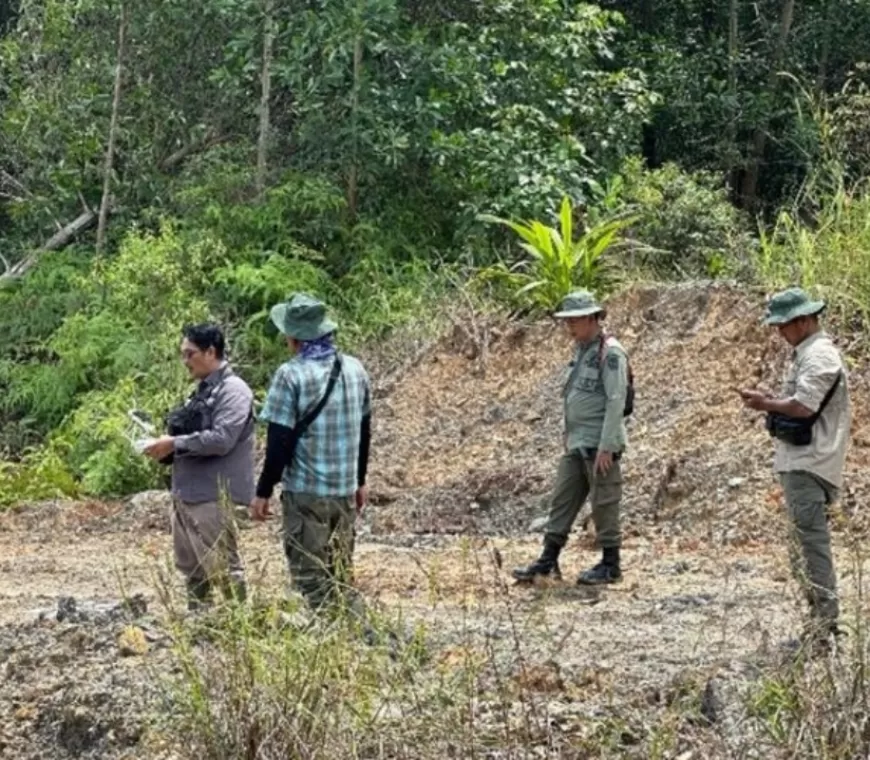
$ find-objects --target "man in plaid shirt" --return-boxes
[250,293,371,615]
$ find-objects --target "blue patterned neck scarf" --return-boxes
[299,333,337,360]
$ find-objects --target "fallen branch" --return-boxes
[158,132,228,173]
[0,209,97,284]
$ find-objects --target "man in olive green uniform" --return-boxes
[513,290,630,585]
[739,288,850,652]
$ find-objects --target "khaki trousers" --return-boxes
[545,451,623,548]
[281,491,363,616]
[171,498,245,588]
[780,471,839,624]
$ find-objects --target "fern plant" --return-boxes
[477,196,633,311]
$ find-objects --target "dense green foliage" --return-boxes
[2,0,870,502]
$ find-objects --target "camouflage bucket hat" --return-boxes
[553,290,606,319]
[762,287,826,326]
[270,293,338,341]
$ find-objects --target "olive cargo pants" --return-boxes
[780,470,839,624]
[281,491,363,615]
[545,450,623,548]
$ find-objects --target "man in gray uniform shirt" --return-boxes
[513,290,630,586]
[143,323,254,609]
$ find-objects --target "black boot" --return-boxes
[228,578,247,604]
[512,539,562,583]
[186,578,212,611]
[577,546,622,585]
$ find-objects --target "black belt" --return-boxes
[579,448,621,461]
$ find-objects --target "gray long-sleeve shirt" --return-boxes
[171,363,255,505]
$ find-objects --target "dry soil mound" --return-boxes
[368,281,870,545]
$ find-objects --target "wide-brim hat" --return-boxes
[270,293,337,341]
[762,287,826,326]
[553,289,606,319]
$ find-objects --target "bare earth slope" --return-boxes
[2,282,870,759]
[369,282,870,541]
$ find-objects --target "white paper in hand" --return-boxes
[133,437,157,454]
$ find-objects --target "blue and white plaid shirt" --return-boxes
[260,352,371,497]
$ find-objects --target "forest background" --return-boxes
[2,0,870,504]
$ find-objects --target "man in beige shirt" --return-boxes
[740,288,850,654]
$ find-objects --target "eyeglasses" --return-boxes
[180,348,202,360]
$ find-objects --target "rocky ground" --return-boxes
[2,282,870,759]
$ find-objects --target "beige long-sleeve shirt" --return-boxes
[774,331,850,488]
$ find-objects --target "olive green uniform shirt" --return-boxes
[562,333,628,454]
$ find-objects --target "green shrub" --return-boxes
[0,446,79,508]
[755,180,870,321]
[210,252,337,389]
[618,156,755,279]
[337,252,451,346]
[173,158,346,260]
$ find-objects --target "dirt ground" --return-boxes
[2,282,870,759]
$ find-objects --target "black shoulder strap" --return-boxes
[810,371,842,423]
[296,354,343,438]
[597,333,630,374]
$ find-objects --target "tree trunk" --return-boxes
[641,0,654,33]
[739,0,796,211]
[815,0,833,98]
[727,0,739,191]
[346,33,363,223]
[96,2,128,255]
[256,0,274,196]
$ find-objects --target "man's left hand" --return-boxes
[594,450,613,476]
[142,436,175,461]
[738,389,770,411]
[249,496,272,522]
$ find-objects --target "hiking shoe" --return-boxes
[186,578,212,612]
[576,562,622,585]
[512,540,562,583]
[577,547,622,585]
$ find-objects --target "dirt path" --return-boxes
[3,501,870,759]
[0,503,834,672]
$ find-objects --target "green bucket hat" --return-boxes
[762,287,826,326]
[270,293,338,341]
[553,290,606,319]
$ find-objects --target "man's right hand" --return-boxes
[355,486,368,514]
[249,496,272,522]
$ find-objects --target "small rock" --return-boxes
[117,626,149,657]
[727,477,745,489]
[658,593,716,613]
[699,677,723,724]
[57,596,78,623]
[13,705,35,721]
[483,405,506,424]
[128,489,173,512]
[666,560,691,575]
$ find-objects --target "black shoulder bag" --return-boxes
[287,354,343,466]
[765,372,842,447]
[158,371,231,465]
